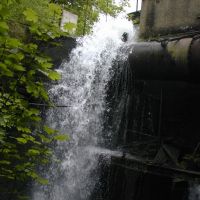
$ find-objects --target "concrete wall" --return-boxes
[140,0,200,38]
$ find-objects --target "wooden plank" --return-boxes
[111,153,200,181]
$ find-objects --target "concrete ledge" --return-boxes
[140,0,200,38]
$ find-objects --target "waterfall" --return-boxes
[32,15,135,200]
[189,184,200,200]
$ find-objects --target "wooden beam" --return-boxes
[111,153,200,181]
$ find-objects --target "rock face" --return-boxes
[42,36,76,67]
[140,0,200,37]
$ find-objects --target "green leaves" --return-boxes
[0,21,9,31]
[64,22,76,32]
[0,1,65,199]
[24,43,38,53]
[0,160,11,165]
[36,176,49,185]
[0,63,13,77]
[12,64,25,71]
[48,71,61,80]
[35,56,51,66]
[27,149,40,156]
[6,38,22,48]
[26,81,49,100]
[49,3,62,16]
[17,126,31,133]
[44,126,69,141]
[53,134,69,141]
[44,125,57,135]
[16,138,27,144]
[23,8,38,23]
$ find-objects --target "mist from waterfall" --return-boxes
[32,15,135,200]
[189,184,200,200]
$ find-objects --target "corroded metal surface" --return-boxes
[128,37,200,82]
[167,38,192,74]
[189,37,200,80]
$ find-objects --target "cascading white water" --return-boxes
[189,184,200,200]
[32,15,135,200]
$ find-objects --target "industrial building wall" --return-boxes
[140,0,200,37]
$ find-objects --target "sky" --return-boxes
[99,0,143,23]
[115,0,142,13]
[125,0,142,13]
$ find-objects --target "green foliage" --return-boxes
[0,0,69,199]
[23,8,38,23]
[0,0,129,198]
[63,22,77,33]
[54,134,69,141]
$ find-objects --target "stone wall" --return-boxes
[42,36,76,67]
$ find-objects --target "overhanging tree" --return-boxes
[52,0,129,35]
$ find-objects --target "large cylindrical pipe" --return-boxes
[189,37,200,80]
[128,37,200,82]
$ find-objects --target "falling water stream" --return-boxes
[32,15,135,200]
[189,184,200,200]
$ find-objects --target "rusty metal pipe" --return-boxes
[128,37,200,82]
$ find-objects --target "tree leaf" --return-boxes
[0,160,11,165]
[23,8,38,23]
[49,3,62,15]
[27,149,40,156]
[16,138,27,144]
[17,127,31,133]
[44,126,57,135]
[6,38,22,48]
[13,64,25,71]
[16,52,24,61]
[41,62,53,69]
[38,134,52,143]
[54,134,69,141]
[36,176,49,185]
[22,134,35,142]
[0,21,9,31]
[0,63,7,71]
[64,22,76,31]
[48,71,61,80]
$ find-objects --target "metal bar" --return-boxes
[158,88,163,140]
[136,0,139,11]
[106,0,108,22]
[118,138,158,148]
[29,103,70,108]
[126,129,158,139]
[162,145,180,167]
[192,142,200,157]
